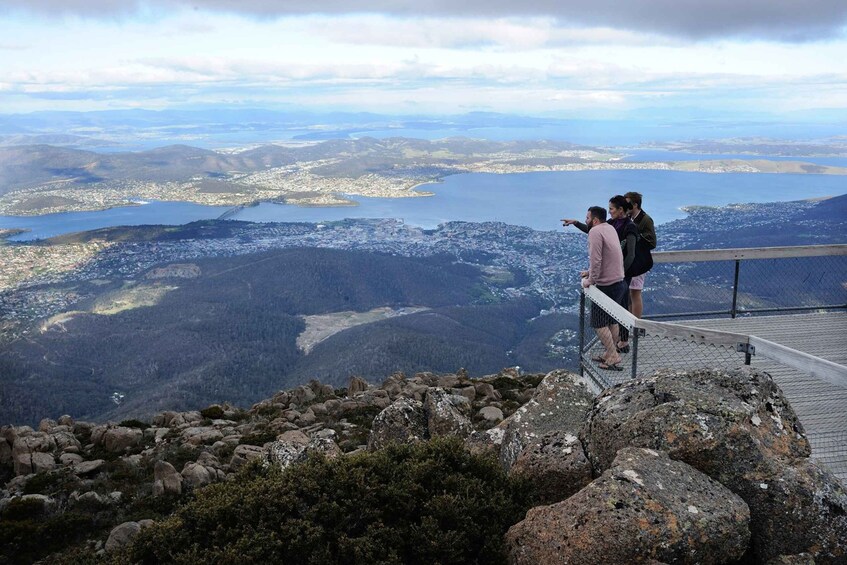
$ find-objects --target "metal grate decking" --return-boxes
[585,311,847,484]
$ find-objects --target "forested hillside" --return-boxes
[0,248,565,425]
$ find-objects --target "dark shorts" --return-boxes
[590,279,629,328]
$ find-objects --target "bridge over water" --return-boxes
[579,244,847,483]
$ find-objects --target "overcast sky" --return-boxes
[1,0,846,116]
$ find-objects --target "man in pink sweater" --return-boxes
[564,206,628,370]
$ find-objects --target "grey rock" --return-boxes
[348,376,369,396]
[424,388,473,439]
[181,426,224,446]
[266,440,306,470]
[580,367,810,477]
[580,367,844,563]
[152,460,182,496]
[101,427,143,453]
[506,448,750,565]
[38,419,57,433]
[12,432,57,476]
[105,521,142,553]
[181,462,214,488]
[510,430,592,505]
[72,459,105,476]
[478,406,504,423]
[59,452,84,466]
[229,444,266,471]
[57,415,74,426]
[499,370,594,471]
[367,398,428,450]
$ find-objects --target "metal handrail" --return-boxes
[582,284,847,388]
[652,244,847,263]
[647,243,847,319]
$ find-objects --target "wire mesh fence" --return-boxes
[644,247,847,320]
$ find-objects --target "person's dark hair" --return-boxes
[588,206,606,223]
[624,191,643,207]
[609,195,632,212]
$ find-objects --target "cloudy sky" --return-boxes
[2,0,846,116]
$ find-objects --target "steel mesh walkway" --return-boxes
[583,311,847,484]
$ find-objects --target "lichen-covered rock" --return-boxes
[737,458,847,564]
[465,426,506,458]
[424,388,473,439]
[509,430,592,505]
[581,367,809,478]
[499,370,594,471]
[579,367,844,562]
[505,448,750,565]
[367,398,428,450]
[266,440,306,470]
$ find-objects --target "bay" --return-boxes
[1,169,844,241]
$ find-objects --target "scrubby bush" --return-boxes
[123,437,533,564]
[199,405,225,420]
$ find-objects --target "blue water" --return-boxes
[2,169,843,241]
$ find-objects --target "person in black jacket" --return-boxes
[624,191,657,319]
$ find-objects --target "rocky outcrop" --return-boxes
[6,365,840,564]
[581,367,810,477]
[506,447,751,565]
[580,367,846,563]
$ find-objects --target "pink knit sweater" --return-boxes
[586,222,624,286]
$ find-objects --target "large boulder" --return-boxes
[423,388,473,439]
[505,447,750,565]
[499,370,594,471]
[101,427,143,453]
[581,367,809,478]
[367,398,428,450]
[509,430,592,505]
[229,444,265,471]
[152,460,182,497]
[580,367,846,563]
[12,432,57,475]
[105,521,142,553]
[736,457,847,563]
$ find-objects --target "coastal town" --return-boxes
[3,136,843,217]
[0,197,823,345]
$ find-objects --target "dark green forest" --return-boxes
[0,248,569,425]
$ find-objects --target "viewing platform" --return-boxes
[579,245,847,483]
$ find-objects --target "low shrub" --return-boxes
[124,437,534,564]
[199,405,225,420]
